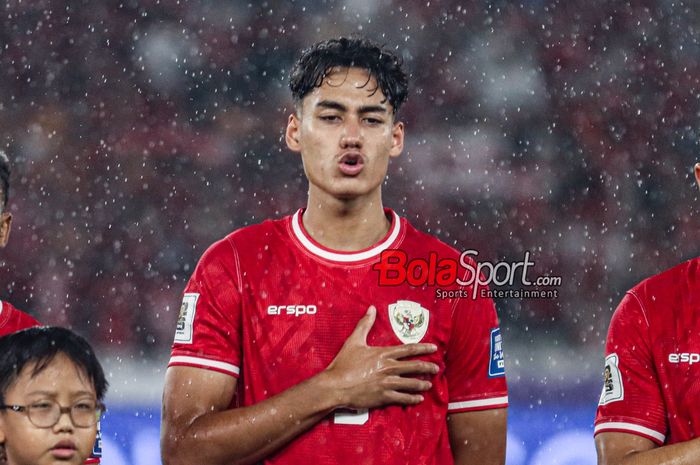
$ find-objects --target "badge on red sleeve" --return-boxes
[489,328,505,377]
[174,293,199,344]
[599,353,624,405]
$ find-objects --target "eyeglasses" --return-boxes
[0,399,106,428]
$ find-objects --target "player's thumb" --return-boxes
[351,305,376,345]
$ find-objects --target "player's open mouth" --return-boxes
[338,153,364,176]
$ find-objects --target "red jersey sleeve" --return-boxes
[594,291,667,444]
[445,289,508,413]
[168,237,243,378]
[0,301,40,336]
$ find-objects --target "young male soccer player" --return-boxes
[594,163,700,464]
[0,327,107,465]
[0,153,103,464]
[162,37,508,465]
[0,152,40,335]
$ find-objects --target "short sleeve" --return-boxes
[168,237,243,378]
[594,291,667,444]
[445,286,508,413]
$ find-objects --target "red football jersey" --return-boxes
[595,257,700,445]
[170,209,508,465]
[0,300,40,336]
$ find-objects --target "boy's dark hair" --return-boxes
[289,36,409,114]
[0,327,108,404]
[0,151,9,209]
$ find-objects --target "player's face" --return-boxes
[0,354,98,465]
[0,197,11,248]
[285,67,404,202]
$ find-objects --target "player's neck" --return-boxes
[302,190,391,252]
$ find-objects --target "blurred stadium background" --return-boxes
[2,0,699,463]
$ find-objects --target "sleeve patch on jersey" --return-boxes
[599,353,624,405]
[174,293,199,344]
[488,328,506,377]
[91,420,103,458]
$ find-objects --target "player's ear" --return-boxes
[0,212,12,248]
[694,163,700,191]
[389,120,404,159]
[286,112,302,153]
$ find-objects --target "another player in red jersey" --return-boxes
[594,163,700,464]
[161,37,507,465]
[0,151,39,337]
[0,152,102,464]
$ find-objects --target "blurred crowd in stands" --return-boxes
[1,0,698,356]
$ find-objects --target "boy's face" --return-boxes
[0,353,98,465]
[286,67,404,202]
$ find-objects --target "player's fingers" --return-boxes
[383,342,437,359]
[348,305,376,344]
[389,360,439,376]
[383,391,425,406]
[382,376,432,392]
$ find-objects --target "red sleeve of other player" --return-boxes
[444,285,508,413]
[168,237,243,378]
[594,292,667,444]
[0,301,41,337]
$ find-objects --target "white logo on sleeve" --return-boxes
[598,353,624,405]
[174,293,199,344]
[389,300,429,344]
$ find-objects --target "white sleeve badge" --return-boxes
[174,293,199,344]
[598,353,624,405]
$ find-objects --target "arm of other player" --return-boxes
[161,305,440,465]
[596,433,700,465]
[448,408,507,465]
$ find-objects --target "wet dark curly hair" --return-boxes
[289,36,409,114]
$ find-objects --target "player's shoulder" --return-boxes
[200,214,291,262]
[0,300,40,336]
[226,214,289,243]
[619,257,700,323]
[400,216,463,260]
[630,256,699,298]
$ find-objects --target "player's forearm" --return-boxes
[163,371,340,465]
[602,438,700,465]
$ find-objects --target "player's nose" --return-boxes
[340,118,362,148]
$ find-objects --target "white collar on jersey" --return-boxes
[291,209,402,263]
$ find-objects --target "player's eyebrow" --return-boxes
[358,104,388,114]
[316,100,388,114]
[316,100,347,112]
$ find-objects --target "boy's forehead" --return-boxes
[10,354,94,396]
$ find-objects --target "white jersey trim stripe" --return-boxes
[169,356,240,375]
[448,396,509,410]
[594,422,665,443]
[291,210,401,263]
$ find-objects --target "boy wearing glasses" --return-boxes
[0,327,107,465]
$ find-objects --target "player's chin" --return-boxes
[332,187,377,201]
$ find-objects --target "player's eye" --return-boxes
[29,401,53,411]
[320,115,341,122]
[73,401,96,411]
[364,117,383,125]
